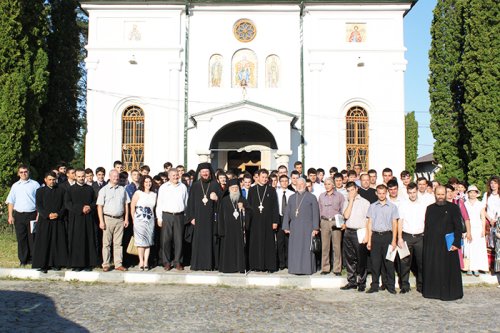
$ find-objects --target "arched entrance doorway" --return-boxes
[210,121,278,172]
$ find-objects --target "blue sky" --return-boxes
[404,0,437,157]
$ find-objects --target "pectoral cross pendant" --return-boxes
[295,209,299,217]
[258,204,264,213]
[202,195,208,205]
[233,209,239,220]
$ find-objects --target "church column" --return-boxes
[308,61,324,167]
[168,59,183,165]
[197,150,212,163]
[275,150,293,168]
[84,58,99,168]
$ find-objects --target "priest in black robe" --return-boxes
[248,169,279,272]
[32,171,68,272]
[65,169,98,271]
[422,186,463,301]
[186,163,222,270]
[218,179,251,273]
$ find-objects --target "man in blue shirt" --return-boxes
[6,165,40,266]
[366,184,399,294]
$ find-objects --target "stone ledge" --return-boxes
[0,268,497,289]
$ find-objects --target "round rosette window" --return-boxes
[233,19,256,43]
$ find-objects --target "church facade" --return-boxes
[82,0,416,175]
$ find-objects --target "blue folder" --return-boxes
[445,232,464,251]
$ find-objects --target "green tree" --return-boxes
[405,111,418,177]
[428,0,469,184]
[461,0,500,190]
[0,0,49,198]
[33,0,82,175]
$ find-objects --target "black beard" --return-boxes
[201,177,210,183]
[436,199,446,206]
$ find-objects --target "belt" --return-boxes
[14,210,36,214]
[104,214,123,219]
[321,216,335,221]
[403,232,424,238]
[346,227,359,232]
[163,211,184,216]
[372,230,391,235]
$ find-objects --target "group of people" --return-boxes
[6,160,500,301]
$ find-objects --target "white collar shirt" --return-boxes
[156,181,188,220]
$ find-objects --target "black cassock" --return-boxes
[422,202,463,301]
[218,195,251,273]
[32,185,68,269]
[248,184,279,271]
[186,180,222,270]
[65,184,98,268]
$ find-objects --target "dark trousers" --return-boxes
[160,212,184,265]
[370,232,395,291]
[400,233,424,291]
[13,211,36,265]
[276,223,288,269]
[343,229,367,286]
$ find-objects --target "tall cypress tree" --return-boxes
[33,0,81,175]
[405,111,418,177]
[461,0,500,189]
[428,0,468,184]
[0,0,48,197]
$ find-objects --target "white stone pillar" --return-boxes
[168,60,183,165]
[196,150,212,163]
[275,150,293,169]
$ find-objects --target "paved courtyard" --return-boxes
[1,280,498,332]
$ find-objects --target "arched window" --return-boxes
[122,105,144,171]
[209,54,223,88]
[346,106,368,171]
[265,55,280,88]
[232,49,257,88]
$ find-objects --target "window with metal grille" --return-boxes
[346,106,368,171]
[122,105,144,172]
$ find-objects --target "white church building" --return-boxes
[82,0,416,175]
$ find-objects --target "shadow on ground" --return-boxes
[0,290,88,332]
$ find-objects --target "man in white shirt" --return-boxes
[156,169,188,270]
[307,168,325,196]
[417,177,435,207]
[398,170,411,200]
[398,182,426,293]
[333,173,348,200]
[387,179,404,210]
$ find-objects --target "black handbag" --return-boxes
[310,234,321,254]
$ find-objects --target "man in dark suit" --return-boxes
[92,167,107,197]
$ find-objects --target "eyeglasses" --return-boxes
[19,171,28,174]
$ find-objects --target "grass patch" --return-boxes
[0,226,19,268]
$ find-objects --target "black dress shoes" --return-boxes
[334,272,341,276]
[400,288,410,294]
[320,271,329,275]
[357,285,366,292]
[387,289,397,294]
[380,284,386,291]
[340,284,357,290]
[366,288,379,294]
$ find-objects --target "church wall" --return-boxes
[84,6,185,174]
[303,5,409,176]
[187,6,302,167]
[83,3,411,175]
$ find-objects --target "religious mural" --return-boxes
[346,23,366,43]
[126,22,142,41]
[232,49,257,88]
[265,55,280,88]
[209,54,223,87]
